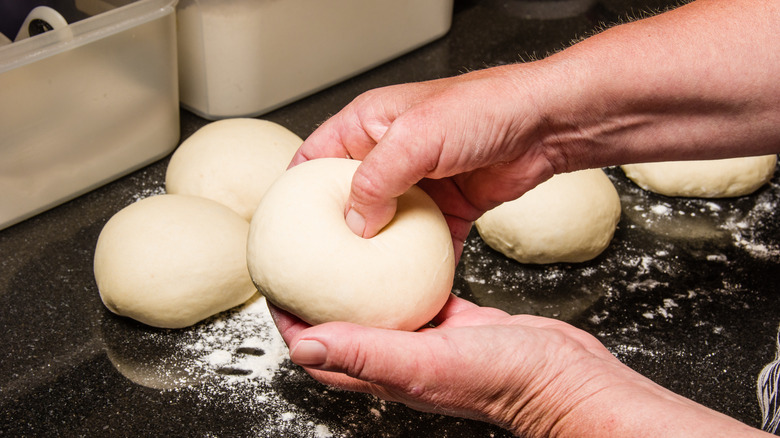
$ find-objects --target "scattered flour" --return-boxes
[130,185,165,203]
[650,203,672,215]
[718,181,779,259]
[181,296,288,381]
[125,295,351,437]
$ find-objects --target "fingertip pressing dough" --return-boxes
[246,158,455,331]
[475,169,621,264]
[165,118,304,221]
[94,194,257,329]
[621,155,777,198]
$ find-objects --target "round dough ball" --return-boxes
[621,155,777,198]
[246,158,455,331]
[94,194,257,329]
[166,118,304,221]
[475,169,621,264]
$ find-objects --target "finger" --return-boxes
[287,322,435,392]
[286,320,525,421]
[428,296,511,329]
[301,367,397,400]
[289,122,351,168]
[443,215,470,263]
[275,317,428,400]
[415,178,482,263]
[429,295,479,326]
[291,81,426,170]
[345,114,445,238]
[289,101,386,169]
[266,301,311,346]
[454,157,555,211]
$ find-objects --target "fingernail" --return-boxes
[290,339,328,366]
[345,207,366,238]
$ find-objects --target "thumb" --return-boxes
[344,164,398,238]
[287,322,438,396]
[286,321,521,425]
[345,123,443,238]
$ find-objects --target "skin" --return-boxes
[276,0,780,436]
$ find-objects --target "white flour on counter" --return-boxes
[148,295,405,437]
[187,298,333,437]
[719,186,780,260]
[109,294,344,438]
[182,295,288,381]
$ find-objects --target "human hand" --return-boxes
[291,65,557,260]
[269,295,648,436]
[270,296,771,437]
[291,0,780,265]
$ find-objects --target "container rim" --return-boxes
[0,0,177,74]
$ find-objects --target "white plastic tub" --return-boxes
[0,0,180,230]
[176,0,454,120]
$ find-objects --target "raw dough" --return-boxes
[165,118,303,221]
[621,155,777,198]
[94,194,257,329]
[475,169,621,264]
[246,158,455,331]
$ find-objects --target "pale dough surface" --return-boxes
[246,158,455,331]
[94,194,256,329]
[475,169,621,264]
[166,118,303,221]
[621,155,777,198]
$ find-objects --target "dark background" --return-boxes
[3,1,779,436]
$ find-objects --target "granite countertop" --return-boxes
[2,1,779,436]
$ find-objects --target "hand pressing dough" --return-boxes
[475,169,621,264]
[621,155,777,198]
[246,158,455,331]
[166,118,303,221]
[94,194,257,329]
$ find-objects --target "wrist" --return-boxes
[547,365,770,438]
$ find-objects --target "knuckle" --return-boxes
[342,343,370,380]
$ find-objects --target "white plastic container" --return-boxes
[176,0,454,120]
[0,0,180,230]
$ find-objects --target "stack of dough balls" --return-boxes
[94,119,303,328]
[621,155,777,198]
[246,158,456,331]
[475,169,621,264]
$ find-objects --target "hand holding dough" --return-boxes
[246,158,455,331]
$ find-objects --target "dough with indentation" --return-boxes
[475,169,621,264]
[246,158,455,331]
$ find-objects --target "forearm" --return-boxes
[520,0,780,173]
[552,378,772,437]
[502,355,772,437]
[518,4,779,434]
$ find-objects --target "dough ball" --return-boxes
[475,169,621,264]
[94,194,257,329]
[165,118,304,221]
[621,155,777,198]
[246,158,455,331]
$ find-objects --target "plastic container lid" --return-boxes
[0,0,177,74]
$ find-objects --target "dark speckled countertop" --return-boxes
[2,1,780,436]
